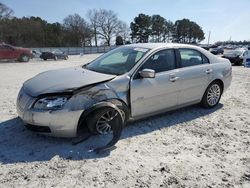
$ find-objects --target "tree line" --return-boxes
[215,40,250,46]
[130,14,204,44]
[0,2,205,47]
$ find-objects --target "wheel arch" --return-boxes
[76,99,129,135]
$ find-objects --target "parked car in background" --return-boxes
[40,49,68,61]
[17,43,232,138]
[200,44,210,51]
[243,50,250,67]
[0,43,33,62]
[209,46,224,55]
[222,49,246,65]
[32,50,42,59]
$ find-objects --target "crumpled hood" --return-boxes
[23,67,116,97]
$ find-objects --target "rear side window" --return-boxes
[179,49,209,67]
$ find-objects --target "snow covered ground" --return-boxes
[0,55,249,187]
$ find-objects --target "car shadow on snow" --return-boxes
[0,104,223,164]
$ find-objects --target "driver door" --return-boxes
[130,49,179,118]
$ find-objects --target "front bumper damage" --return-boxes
[16,86,126,153]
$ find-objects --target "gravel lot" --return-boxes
[0,55,249,188]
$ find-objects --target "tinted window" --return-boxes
[179,49,208,67]
[140,49,176,73]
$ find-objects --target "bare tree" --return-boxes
[0,2,14,19]
[117,21,131,44]
[96,9,120,46]
[63,14,92,46]
[87,9,99,46]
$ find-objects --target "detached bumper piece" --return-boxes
[25,124,51,133]
[72,106,124,153]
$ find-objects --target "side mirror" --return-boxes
[139,69,155,78]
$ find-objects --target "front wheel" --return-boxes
[201,81,222,108]
[86,106,126,135]
[19,54,30,62]
[54,56,58,61]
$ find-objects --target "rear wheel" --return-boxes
[201,81,222,108]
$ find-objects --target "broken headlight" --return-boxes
[33,96,69,110]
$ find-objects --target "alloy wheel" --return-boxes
[207,84,221,106]
[96,110,118,134]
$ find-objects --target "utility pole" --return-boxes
[207,31,211,45]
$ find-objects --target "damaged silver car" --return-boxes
[17,43,232,140]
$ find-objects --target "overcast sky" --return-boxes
[2,0,250,43]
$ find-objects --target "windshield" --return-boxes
[84,47,149,75]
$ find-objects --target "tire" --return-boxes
[54,56,58,61]
[19,54,30,62]
[201,81,222,108]
[43,58,47,61]
[85,104,127,135]
[235,60,243,66]
[64,56,68,60]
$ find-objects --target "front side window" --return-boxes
[179,49,208,67]
[139,49,176,73]
[85,47,149,75]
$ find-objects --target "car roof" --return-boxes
[124,42,220,65]
[124,43,200,50]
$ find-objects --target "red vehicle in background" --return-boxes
[0,43,33,62]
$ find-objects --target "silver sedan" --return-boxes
[16,43,232,138]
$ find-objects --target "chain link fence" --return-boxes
[33,46,118,55]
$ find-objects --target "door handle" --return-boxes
[205,69,213,74]
[169,76,179,82]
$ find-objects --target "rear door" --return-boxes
[0,45,11,59]
[130,49,180,118]
[175,48,212,105]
